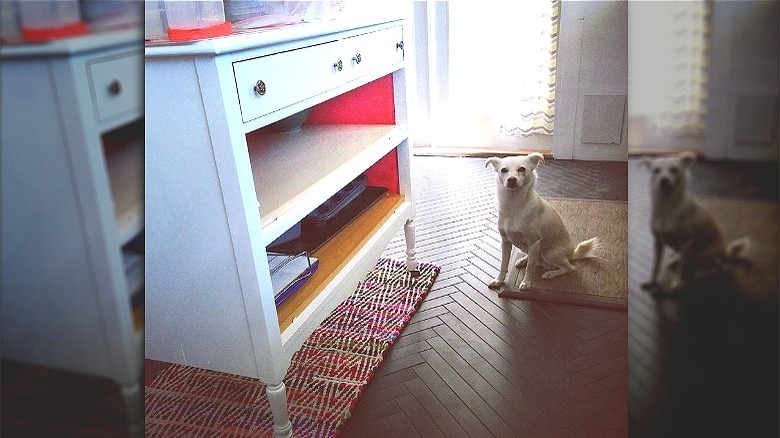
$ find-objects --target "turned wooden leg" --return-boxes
[120,381,143,438]
[404,218,420,276]
[267,382,292,438]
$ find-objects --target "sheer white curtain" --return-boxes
[449,1,559,136]
[657,1,710,136]
[414,1,560,151]
[629,1,711,150]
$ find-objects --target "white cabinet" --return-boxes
[145,16,416,437]
[1,29,144,436]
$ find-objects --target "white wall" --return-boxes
[552,1,628,160]
[705,1,779,161]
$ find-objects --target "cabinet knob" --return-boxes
[396,41,404,50]
[333,59,343,71]
[352,53,362,64]
[108,80,122,96]
[254,80,266,96]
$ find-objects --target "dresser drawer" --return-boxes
[343,26,404,81]
[234,41,343,123]
[88,52,142,123]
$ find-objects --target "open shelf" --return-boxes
[247,124,405,245]
[276,193,406,332]
[103,122,143,246]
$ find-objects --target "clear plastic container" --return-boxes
[145,0,167,40]
[81,0,142,31]
[1,1,21,41]
[164,0,232,41]
[17,0,88,41]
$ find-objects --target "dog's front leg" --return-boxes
[670,242,695,292]
[518,239,541,290]
[641,235,664,291]
[489,235,513,289]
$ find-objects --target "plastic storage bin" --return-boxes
[164,0,232,42]
[18,0,88,42]
[81,0,142,31]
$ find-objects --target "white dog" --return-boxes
[486,153,600,290]
[639,152,749,292]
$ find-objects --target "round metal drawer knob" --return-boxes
[108,80,121,96]
[396,41,404,50]
[333,59,343,71]
[254,80,266,96]
[352,53,362,64]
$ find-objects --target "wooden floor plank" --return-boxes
[395,394,446,438]
[411,363,493,437]
[402,377,470,438]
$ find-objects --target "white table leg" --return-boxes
[404,218,419,275]
[267,381,293,437]
[120,381,143,438]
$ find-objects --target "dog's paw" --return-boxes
[514,256,528,268]
[541,271,556,280]
[488,279,504,290]
[518,280,533,290]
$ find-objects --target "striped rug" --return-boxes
[145,258,440,437]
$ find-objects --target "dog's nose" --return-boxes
[507,177,518,188]
[659,177,672,190]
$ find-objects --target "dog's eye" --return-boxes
[653,168,660,175]
[519,166,526,173]
[670,168,679,175]
[500,168,508,173]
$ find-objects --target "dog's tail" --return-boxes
[724,236,751,261]
[572,237,601,260]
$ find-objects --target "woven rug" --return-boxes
[145,258,440,437]
[499,199,628,311]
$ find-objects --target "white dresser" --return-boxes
[1,29,144,436]
[145,13,417,437]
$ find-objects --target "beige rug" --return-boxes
[499,199,628,311]
[658,198,779,301]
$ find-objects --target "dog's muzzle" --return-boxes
[659,177,673,191]
[506,177,518,188]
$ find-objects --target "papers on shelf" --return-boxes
[268,251,319,306]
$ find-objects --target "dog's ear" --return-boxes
[680,151,696,168]
[527,152,545,168]
[485,157,501,171]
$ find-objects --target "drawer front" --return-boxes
[234,41,343,123]
[88,52,142,123]
[343,26,404,80]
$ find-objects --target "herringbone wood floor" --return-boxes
[2,156,629,438]
[342,156,629,437]
[628,158,779,438]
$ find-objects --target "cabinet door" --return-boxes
[233,40,343,123]
[343,26,404,81]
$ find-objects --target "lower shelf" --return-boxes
[276,193,405,333]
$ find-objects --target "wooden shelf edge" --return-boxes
[277,194,408,342]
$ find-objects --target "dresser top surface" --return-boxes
[145,14,403,58]
[1,28,142,58]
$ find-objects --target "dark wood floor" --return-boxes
[1,360,131,437]
[2,156,629,438]
[6,155,776,437]
[627,157,779,438]
[342,156,629,437]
